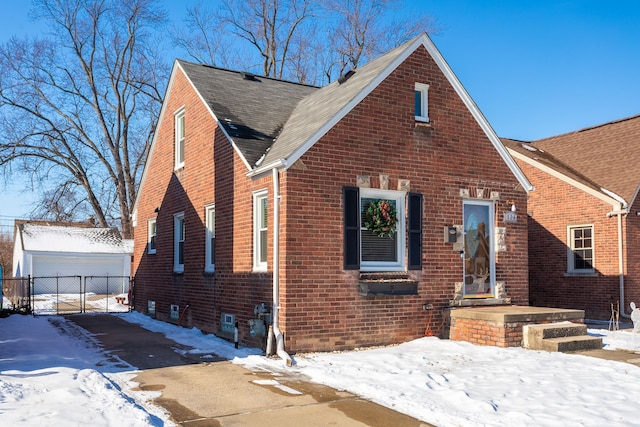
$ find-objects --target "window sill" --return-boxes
[414,118,431,126]
[358,273,418,296]
[564,271,597,277]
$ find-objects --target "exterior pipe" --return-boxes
[272,167,293,366]
[608,207,629,319]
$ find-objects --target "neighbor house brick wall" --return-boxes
[516,160,622,319]
[277,46,529,352]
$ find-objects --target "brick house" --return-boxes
[504,114,640,320]
[132,33,532,354]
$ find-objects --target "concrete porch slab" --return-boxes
[450,305,585,323]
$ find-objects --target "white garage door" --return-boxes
[32,256,128,294]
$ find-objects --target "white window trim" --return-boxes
[174,212,185,273]
[174,107,185,170]
[567,224,595,273]
[205,204,215,273]
[147,218,157,254]
[253,190,268,272]
[359,188,406,272]
[415,82,429,123]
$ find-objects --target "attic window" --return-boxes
[415,83,429,123]
[338,70,356,84]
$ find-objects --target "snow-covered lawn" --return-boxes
[2,299,640,426]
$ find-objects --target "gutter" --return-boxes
[270,167,293,366]
[247,159,286,178]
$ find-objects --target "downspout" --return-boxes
[272,167,293,366]
[607,207,629,318]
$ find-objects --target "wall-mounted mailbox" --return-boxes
[444,226,458,243]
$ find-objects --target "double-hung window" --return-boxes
[174,212,185,273]
[205,205,215,272]
[253,191,268,271]
[568,225,594,273]
[344,187,423,272]
[147,218,157,254]
[414,83,429,122]
[175,108,185,169]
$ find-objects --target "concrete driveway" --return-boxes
[69,314,433,427]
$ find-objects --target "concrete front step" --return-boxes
[541,335,603,353]
[522,322,587,349]
[523,321,603,353]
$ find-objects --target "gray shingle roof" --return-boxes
[262,39,413,167]
[177,61,318,167]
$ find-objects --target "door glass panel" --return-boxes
[463,203,492,296]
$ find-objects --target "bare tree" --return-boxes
[323,0,438,81]
[0,0,168,238]
[176,0,436,85]
[0,231,12,278]
[175,0,320,81]
[170,2,230,67]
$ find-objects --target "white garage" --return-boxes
[12,221,133,295]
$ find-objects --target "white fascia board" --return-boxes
[27,250,130,258]
[281,33,533,193]
[133,61,253,215]
[627,184,640,210]
[508,148,622,209]
[421,37,533,193]
[132,61,179,214]
[177,62,253,172]
[246,159,286,178]
[282,37,427,171]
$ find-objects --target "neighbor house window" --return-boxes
[253,190,268,271]
[568,225,594,273]
[415,83,429,122]
[205,204,215,272]
[175,108,185,169]
[147,218,157,254]
[344,187,422,272]
[174,212,185,272]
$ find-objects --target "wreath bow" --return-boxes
[364,199,398,238]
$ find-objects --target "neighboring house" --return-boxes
[504,114,640,320]
[13,220,133,282]
[132,32,532,353]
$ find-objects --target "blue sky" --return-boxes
[0,0,639,226]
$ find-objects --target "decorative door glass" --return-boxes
[463,201,494,297]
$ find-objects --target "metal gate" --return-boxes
[2,275,133,315]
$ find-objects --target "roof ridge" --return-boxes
[175,59,320,89]
[533,113,640,142]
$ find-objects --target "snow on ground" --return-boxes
[2,294,640,426]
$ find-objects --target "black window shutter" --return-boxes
[408,192,423,270]
[344,186,360,269]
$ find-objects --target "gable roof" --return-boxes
[177,61,318,168]
[502,138,620,206]
[529,115,640,207]
[506,115,640,208]
[251,33,532,193]
[134,32,532,214]
[16,222,133,254]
